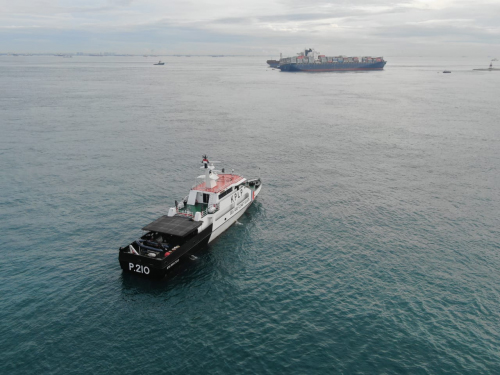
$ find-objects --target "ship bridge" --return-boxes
[187,174,245,206]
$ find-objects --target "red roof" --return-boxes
[193,174,244,193]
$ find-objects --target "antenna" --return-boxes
[199,155,218,188]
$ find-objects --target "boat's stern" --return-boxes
[118,215,214,279]
[119,249,170,278]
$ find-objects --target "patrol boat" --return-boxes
[118,156,262,278]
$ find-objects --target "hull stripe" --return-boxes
[279,61,387,72]
[291,68,384,72]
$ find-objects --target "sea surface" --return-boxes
[1,55,499,374]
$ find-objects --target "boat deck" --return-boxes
[177,202,207,216]
[193,174,244,193]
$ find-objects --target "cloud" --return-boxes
[374,21,500,43]
[0,0,499,54]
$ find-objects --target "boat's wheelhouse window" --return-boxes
[218,187,233,200]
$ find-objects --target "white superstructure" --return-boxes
[174,156,262,242]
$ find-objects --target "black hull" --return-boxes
[119,224,213,279]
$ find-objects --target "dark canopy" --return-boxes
[142,215,202,237]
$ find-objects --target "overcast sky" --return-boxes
[1,0,499,56]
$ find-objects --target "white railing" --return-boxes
[176,210,194,218]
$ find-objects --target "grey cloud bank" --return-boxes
[1,0,499,56]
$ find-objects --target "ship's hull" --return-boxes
[209,184,261,243]
[279,61,386,72]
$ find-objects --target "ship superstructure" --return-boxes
[118,156,262,278]
[279,48,386,72]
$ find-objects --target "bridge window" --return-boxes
[218,187,233,200]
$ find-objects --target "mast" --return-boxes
[201,155,217,189]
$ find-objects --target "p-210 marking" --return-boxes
[129,263,150,274]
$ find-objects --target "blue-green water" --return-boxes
[1,56,499,374]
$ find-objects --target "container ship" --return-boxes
[279,48,386,72]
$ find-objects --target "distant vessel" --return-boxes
[278,48,386,72]
[267,60,280,68]
[118,156,262,278]
[267,53,282,68]
[443,70,451,73]
[473,62,499,71]
[154,61,165,65]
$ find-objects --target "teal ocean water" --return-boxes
[1,56,499,374]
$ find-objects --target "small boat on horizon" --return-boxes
[154,61,165,65]
[473,62,499,71]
